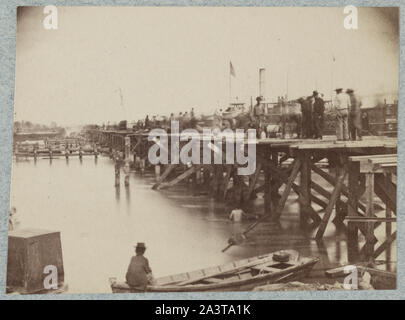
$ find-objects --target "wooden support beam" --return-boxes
[259,156,321,223]
[315,168,347,239]
[264,166,272,216]
[152,164,178,189]
[374,173,396,214]
[152,165,184,189]
[310,194,328,209]
[373,231,396,260]
[311,181,331,199]
[212,165,224,198]
[310,162,348,194]
[247,162,262,200]
[310,162,367,213]
[345,216,396,223]
[346,160,360,256]
[385,173,393,262]
[299,151,311,226]
[363,173,375,261]
[296,196,321,225]
[279,154,290,164]
[273,158,301,220]
[347,221,359,263]
[222,165,233,200]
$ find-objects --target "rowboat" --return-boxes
[110,249,319,293]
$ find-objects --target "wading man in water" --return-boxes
[126,242,153,291]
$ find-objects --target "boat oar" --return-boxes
[273,272,295,284]
[221,215,270,252]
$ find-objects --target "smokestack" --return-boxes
[259,68,266,99]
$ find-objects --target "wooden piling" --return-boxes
[155,165,161,181]
[364,172,375,261]
[347,160,360,261]
[94,144,98,158]
[65,146,69,159]
[299,151,311,226]
[115,159,120,187]
[124,137,131,187]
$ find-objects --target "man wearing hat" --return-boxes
[253,96,264,132]
[302,96,314,138]
[312,91,325,139]
[346,89,362,140]
[125,242,153,290]
[333,88,350,141]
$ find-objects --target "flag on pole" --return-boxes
[230,61,236,77]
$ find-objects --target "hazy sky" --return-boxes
[14,6,398,125]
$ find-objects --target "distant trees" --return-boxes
[13,121,66,137]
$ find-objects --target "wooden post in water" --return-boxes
[364,172,375,261]
[264,165,272,217]
[124,136,130,187]
[33,146,37,162]
[79,145,83,161]
[65,145,69,160]
[94,144,98,159]
[155,165,161,181]
[299,151,311,226]
[115,157,121,187]
[196,166,202,184]
[347,160,360,262]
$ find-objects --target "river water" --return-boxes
[10,156,395,293]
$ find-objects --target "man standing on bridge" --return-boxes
[253,96,264,135]
[333,88,350,141]
[312,91,325,139]
[347,88,362,141]
[298,96,313,138]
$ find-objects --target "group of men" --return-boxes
[297,88,363,141]
[132,87,364,145]
[297,91,325,139]
[140,108,198,132]
[333,88,363,141]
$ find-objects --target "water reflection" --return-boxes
[115,185,120,202]
[125,186,131,212]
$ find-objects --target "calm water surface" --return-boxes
[10,156,395,293]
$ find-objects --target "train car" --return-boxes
[362,102,398,137]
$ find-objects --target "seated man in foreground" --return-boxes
[126,242,154,290]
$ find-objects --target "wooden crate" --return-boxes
[7,229,64,293]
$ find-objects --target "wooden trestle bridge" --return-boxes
[70,130,400,262]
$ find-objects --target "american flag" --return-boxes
[230,61,236,77]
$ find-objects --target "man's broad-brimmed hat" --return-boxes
[135,242,146,249]
[346,88,354,93]
[335,88,343,92]
[256,96,262,101]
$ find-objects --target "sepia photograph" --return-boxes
[7,6,398,295]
